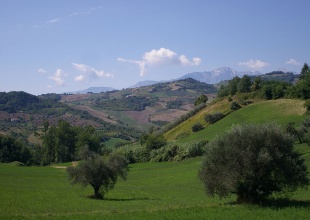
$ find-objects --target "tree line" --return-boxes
[217,63,310,100]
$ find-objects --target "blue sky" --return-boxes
[1,0,309,95]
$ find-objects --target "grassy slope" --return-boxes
[0,146,309,219]
[165,99,307,142]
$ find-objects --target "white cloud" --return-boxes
[72,63,113,82]
[47,18,60,24]
[49,69,67,86]
[238,59,269,69]
[38,68,47,74]
[286,59,300,65]
[117,48,201,76]
[74,74,85,82]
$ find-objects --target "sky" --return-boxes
[1,0,309,95]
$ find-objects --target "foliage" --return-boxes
[194,94,208,106]
[149,140,208,162]
[166,100,184,109]
[304,99,310,111]
[67,150,129,199]
[198,123,309,203]
[139,133,167,150]
[296,118,310,145]
[230,101,241,110]
[192,122,204,132]
[0,135,32,165]
[204,112,224,124]
[299,63,309,80]
[35,120,101,165]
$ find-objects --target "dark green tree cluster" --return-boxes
[34,120,101,165]
[194,94,208,106]
[198,123,309,204]
[217,63,310,101]
[0,135,32,165]
[166,100,184,109]
[67,148,129,199]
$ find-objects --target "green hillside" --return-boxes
[165,99,307,142]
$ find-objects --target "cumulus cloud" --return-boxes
[117,48,201,76]
[49,69,67,86]
[286,59,300,65]
[238,59,269,69]
[38,68,47,74]
[72,63,113,82]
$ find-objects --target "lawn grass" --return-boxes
[1,143,310,219]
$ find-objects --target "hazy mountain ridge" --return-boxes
[178,67,262,84]
[69,87,116,94]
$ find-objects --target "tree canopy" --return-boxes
[67,150,129,199]
[198,123,309,203]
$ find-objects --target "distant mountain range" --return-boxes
[178,67,262,84]
[70,87,116,94]
[129,80,160,88]
[128,67,262,88]
[75,67,298,93]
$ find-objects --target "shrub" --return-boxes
[230,101,241,110]
[192,123,204,132]
[198,123,309,204]
[204,112,224,124]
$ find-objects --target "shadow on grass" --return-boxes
[262,198,310,209]
[104,197,154,202]
[86,195,154,201]
[227,199,310,209]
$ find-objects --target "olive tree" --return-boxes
[198,123,309,203]
[67,150,129,199]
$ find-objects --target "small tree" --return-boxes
[198,123,309,203]
[67,150,129,199]
[194,94,208,106]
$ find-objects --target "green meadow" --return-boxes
[1,144,310,219]
[1,98,310,219]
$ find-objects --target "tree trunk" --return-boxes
[93,187,103,199]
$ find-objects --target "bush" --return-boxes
[192,123,204,132]
[230,101,241,110]
[198,123,309,204]
[204,112,224,124]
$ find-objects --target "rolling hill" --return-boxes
[164,98,307,142]
[61,78,217,131]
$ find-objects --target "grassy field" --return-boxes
[1,143,310,219]
[167,99,307,142]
